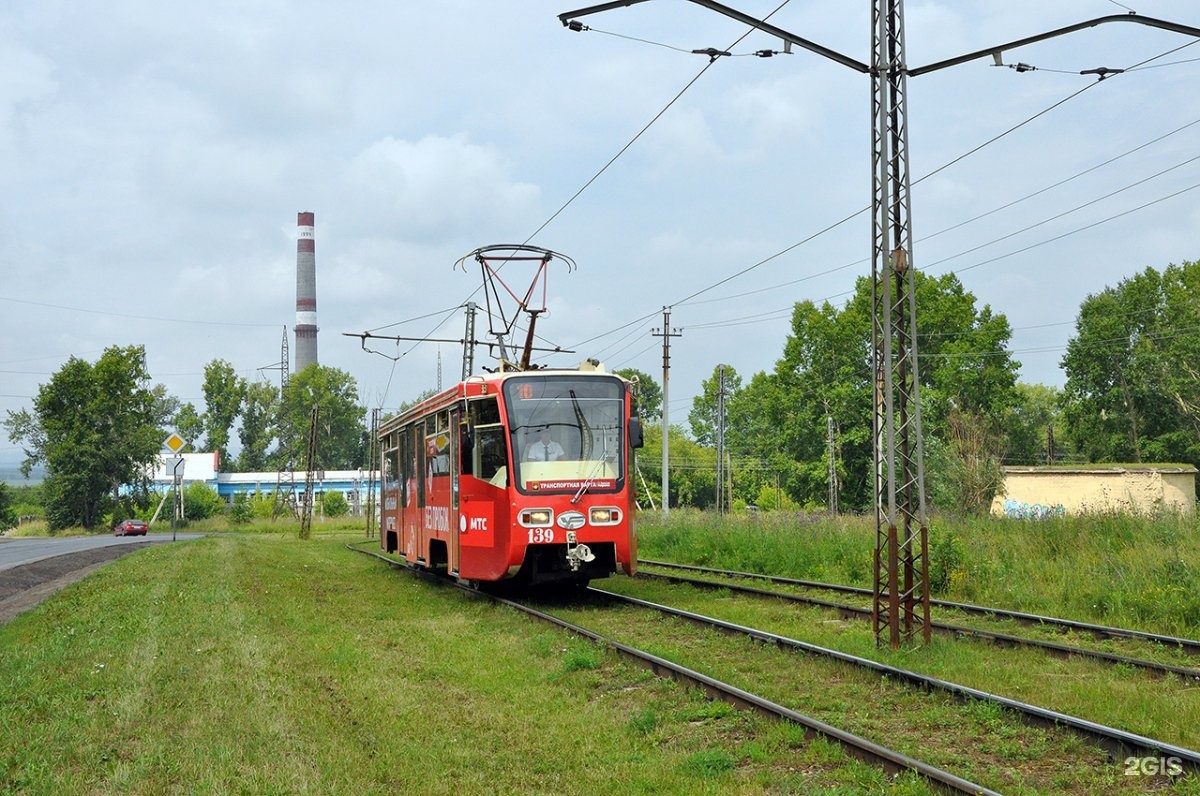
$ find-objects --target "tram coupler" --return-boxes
[565,531,595,572]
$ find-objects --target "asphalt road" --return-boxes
[0,533,205,623]
[0,533,203,572]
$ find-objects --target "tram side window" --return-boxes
[426,415,451,477]
[459,414,472,476]
[472,397,501,426]
[468,397,506,482]
[398,428,410,507]
[383,445,398,489]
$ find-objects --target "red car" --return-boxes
[114,519,148,537]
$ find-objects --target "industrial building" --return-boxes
[150,453,377,516]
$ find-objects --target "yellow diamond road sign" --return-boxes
[164,433,186,453]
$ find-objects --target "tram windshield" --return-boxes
[503,374,625,494]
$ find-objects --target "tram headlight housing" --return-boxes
[589,507,621,526]
[519,508,553,527]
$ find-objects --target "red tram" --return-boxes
[379,365,643,587]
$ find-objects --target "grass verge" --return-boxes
[2,534,934,794]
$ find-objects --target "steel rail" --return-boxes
[640,558,1200,655]
[634,567,1200,680]
[348,545,998,795]
[590,586,1200,775]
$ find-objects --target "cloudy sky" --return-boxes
[3,0,1199,463]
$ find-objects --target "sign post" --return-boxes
[163,432,187,541]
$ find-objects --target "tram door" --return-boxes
[419,410,455,570]
[407,424,422,562]
[449,406,461,576]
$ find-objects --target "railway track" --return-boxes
[640,559,1200,653]
[351,546,997,794]
[587,585,1200,775]
[639,559,1200,677]
[352,544,1197,791]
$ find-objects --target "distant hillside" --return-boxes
[0,464,44,485]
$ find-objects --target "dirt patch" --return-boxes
[0,544,151,623]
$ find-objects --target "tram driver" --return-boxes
[525,426,565,462]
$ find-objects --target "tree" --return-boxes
[925,406,1005,515]
[1001,383,1064,465]
[0,483,16,531]
[735,295,874,509]
[173,402,204,453]
[3,346,173,530]
[730,271,1019,511]
[613,368,662,421]
[688,365,742,446]
[1061,261,1200,466]
[201,359,245,469]
[636,423,716,510]
[238,380,278,471]
[1156,261,1200,446]
[913,272,1020,427]
[278,365,367,470]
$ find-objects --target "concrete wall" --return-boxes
[992,467,1197,517]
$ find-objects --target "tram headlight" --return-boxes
[520,508,553,527]
[589,507,621,525]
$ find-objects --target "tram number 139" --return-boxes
[528,528,555,544]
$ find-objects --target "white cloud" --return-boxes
[346,134,540,242]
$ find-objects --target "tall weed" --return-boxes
[638,508,1200,637]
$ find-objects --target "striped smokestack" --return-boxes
[294,211,318,372]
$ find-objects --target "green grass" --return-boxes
[1,533,924,794]
[543,585,1198,794]
[637,508,1200,637]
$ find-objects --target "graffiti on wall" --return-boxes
[1002,499,1066,520]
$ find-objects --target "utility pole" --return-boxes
[300,404,319,540]
[716,364,727,513]
[271,326,297,520]
[652,306,682,518]
[827,415,838,515]
[869,0,931,650]
[366,407,381,537]
[461,301,477,380]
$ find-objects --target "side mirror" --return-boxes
[628,417,644,450]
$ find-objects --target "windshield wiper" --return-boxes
[571,427,616,504]
[569,389,592,460]
[571,452,609,504]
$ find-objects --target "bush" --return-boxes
[9,484,44,522]
[754,484,799,512]
[322,490,349,518]
[251,492,279,519]
[183,482,223,521]
[928,530,966,595]
[229,493,253,524]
